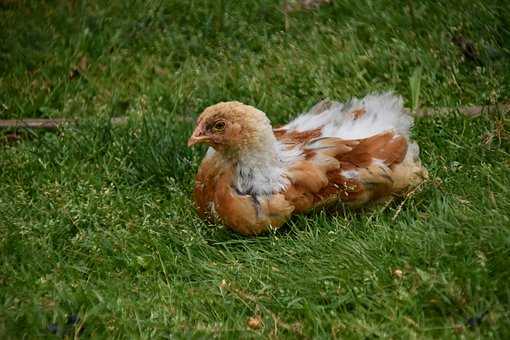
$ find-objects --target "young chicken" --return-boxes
[188,93,428,235]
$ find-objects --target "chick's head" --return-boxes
[188,101,273,153]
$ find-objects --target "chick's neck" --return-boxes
[226,129,293,196]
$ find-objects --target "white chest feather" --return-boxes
[233,141,302,196]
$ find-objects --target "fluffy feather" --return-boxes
[189,93,428,235]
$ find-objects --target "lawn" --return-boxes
[1,0,510,338]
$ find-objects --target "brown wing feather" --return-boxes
[284,131,410,210]
[339,132,408,168]
[274,127,323,145]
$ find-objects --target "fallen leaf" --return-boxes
[453,323,465,334]
[247,315,263,330]
[69,55,88,80]
[452,35,481,64]
[393,268,403,279]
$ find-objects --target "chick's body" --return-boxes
[189,93,428,235]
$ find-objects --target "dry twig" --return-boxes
[392,181,427,221]
[413,103,510,117]
[0,117,128,129]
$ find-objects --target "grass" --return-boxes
[1,0,510,338]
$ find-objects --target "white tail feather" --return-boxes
[284,92,413,140]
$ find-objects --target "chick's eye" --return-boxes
[212,121,225,132]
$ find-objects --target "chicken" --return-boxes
[188,93,428,235]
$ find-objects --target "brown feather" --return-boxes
[274,127,322,144]
[195,157,295,235]
[351,108,366,120]
[338,132,408,168]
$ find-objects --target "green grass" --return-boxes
[1,0,510,338]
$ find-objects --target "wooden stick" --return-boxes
[413,103,510,117]
[0,102,508,131]
[0,117,128,129]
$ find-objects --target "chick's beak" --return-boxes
[187,125,209,147]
